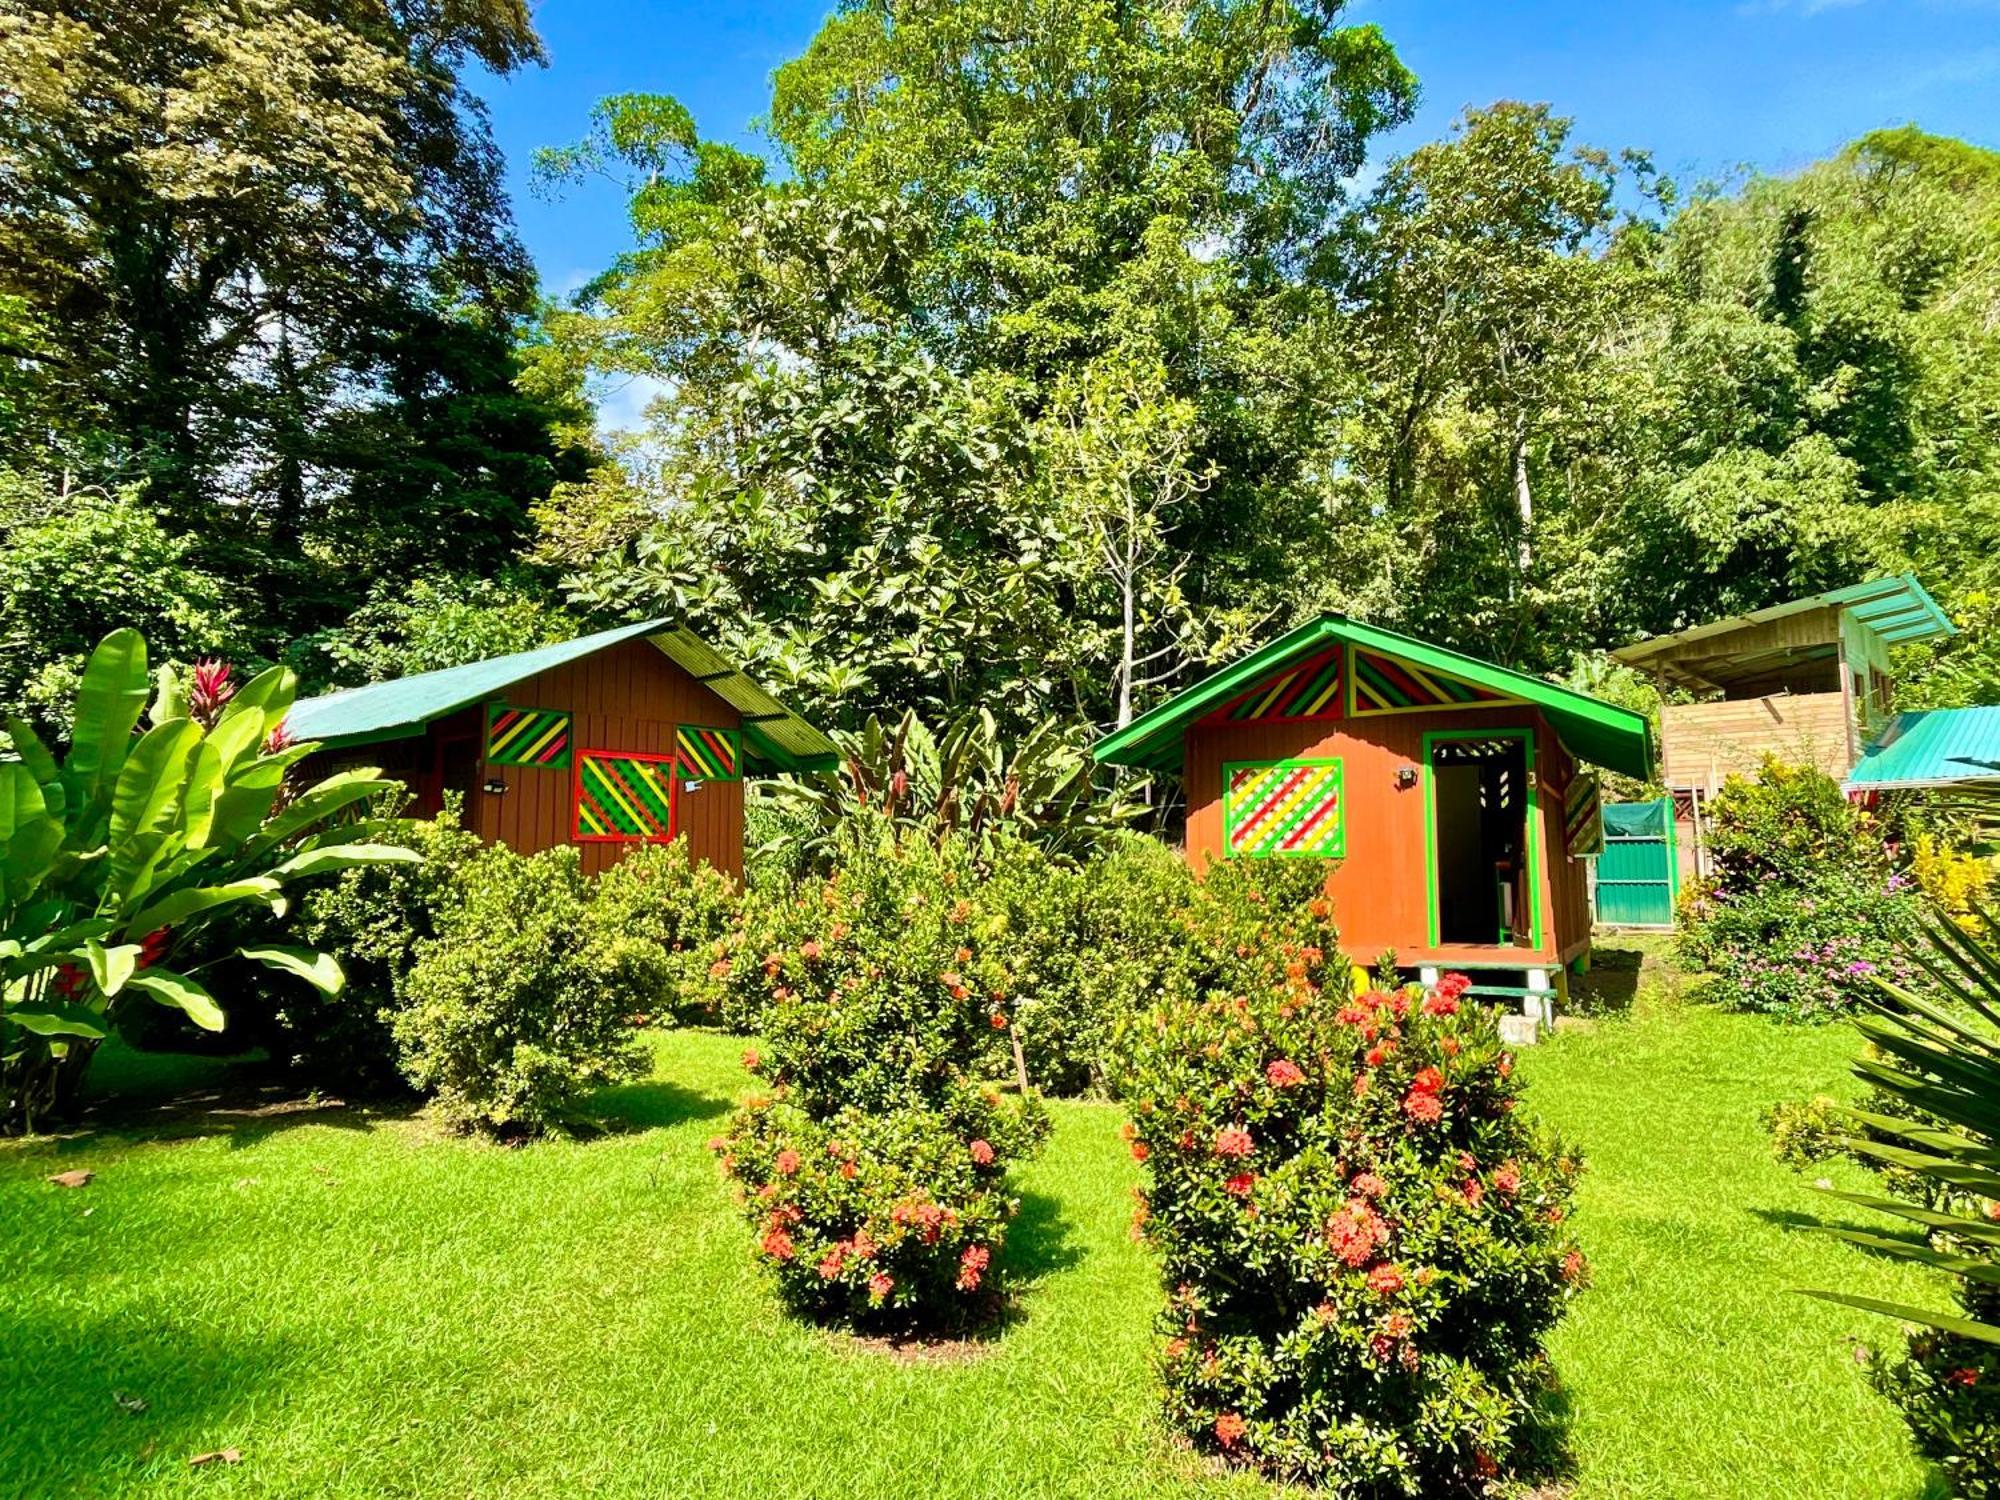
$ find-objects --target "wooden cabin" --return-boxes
[1093,616,1652,1014]
[286,620,838,880]
[1610,575,1954,881]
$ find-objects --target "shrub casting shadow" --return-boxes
[1003,1189,1085,1286]
[1748,1205,1930,1258]
[59,1064,416,1153]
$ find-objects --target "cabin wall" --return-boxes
[471,638,744,878]
[1659,691,1851,793]
[1184,706,1591,968]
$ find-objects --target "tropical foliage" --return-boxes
[0,630,414,1131]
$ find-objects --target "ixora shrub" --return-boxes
[709,830,1050,1325]
[1679,759,1929,1019]
[1,631,413,1131]
[394,843,646,1135]
[587,839,739,1024]
[1118,971,1586,1493]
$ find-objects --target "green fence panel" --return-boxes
[1596,798,1677,927]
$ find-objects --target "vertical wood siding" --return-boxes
[1185,705,1591,966]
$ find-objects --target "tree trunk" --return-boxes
[1512,418,1534,574]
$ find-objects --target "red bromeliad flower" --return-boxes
[261,721,293,756]
[1213,1125,1253,1158]
[1213,1412,1248,1448]
[187,659,236,727]
[1265,1058,1306,1088]
[1946,1367,1980,1387]
[969,1138,995,1165]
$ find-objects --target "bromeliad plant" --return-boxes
[1807,908,2000,1494]
[1,629,415,1131]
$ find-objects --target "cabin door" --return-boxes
[1427,733,1535,948]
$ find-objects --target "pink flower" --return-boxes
[867,1271,894,1300]
[1213,1126,1254,1159]
[1403,1090,1443,1124]
[774,1149,801,1176]
[817,1247,845,1279]
[969,1139,995,1165]
[957,1243,990,1291]
[1265,1059,1306,1088]
[1366,1263,1404,1297]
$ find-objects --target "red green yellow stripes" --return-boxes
[1220,649,1343,723]
[1564,772,1604,855]
[1352,649,1513,714]
[487,706,571,766]
[575,751,676,841]
[1224,759,1345,858]
[675,725,741,781]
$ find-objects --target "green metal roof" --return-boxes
[1847,706,2000,791]
[1093,615,1655,780]
[1614,574,1954,668]
[286,619,840,774]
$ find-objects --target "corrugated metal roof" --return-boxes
[1613,574,1954,666]
[1092,615,1654,780]
[1846,706,2000,790]
[286,619,840,774]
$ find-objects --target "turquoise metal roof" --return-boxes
[1847,706,2000,791]
[287,619,840,774]
[1093,614,1654,780]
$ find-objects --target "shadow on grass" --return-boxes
[0,1305,299,1494]
[1513,1372,1578,1495]
[589,1078,731,1132]
[1747,1205,1932,1257]
[47,1062,418,1154]
[1006,1189,1085,1287]
[1569,946,1646,1017]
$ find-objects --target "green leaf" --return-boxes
[269,843,421,881]
[4,1003,108,1040]
[241,946,344,996]
[126,968,226,1032]
[64,629,150,807]
[125,878,282,936]
[148,665,188,728]
[109,718,201,852]
[0,763,61,906]
[83,941,142,998]
[1797,1290,2000,1347]
[218,663,297,741]
[3,715,62,791]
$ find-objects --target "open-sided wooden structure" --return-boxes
[1094,616,1652,1005]
[287,620,838,879]
[1611,575,1954,880]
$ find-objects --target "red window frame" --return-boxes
[571,747,680,845]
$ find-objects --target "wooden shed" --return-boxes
[286,620,839,880]
[1093,615,1653,1008]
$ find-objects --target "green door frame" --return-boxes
[1421,726,1543,951]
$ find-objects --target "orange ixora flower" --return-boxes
[1213,1126,1254,1158]
[1213,1412,1248,1448]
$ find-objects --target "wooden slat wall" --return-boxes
[1659,691,1851,793]
[467,639,745,879]
[1184,705,1590,967]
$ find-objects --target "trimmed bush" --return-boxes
[711,829,1050,1325]
[588,839,740,1024]
[1117,969,1586,1492]
[395,844,645,1134]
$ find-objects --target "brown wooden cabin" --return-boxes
[1610,575,1954,883]
[1093,615,1653,1010]
[286,620,838,880]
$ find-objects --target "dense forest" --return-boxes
[4,0,1999,767]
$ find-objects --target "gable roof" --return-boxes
[1847,706,2000,792]
[1092,615,1654,780]
[286,619,840,774]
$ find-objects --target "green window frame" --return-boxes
[1420,727,1543,950]
[1221,758,1345,859]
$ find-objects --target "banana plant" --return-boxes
[2,629,417,1131]
[1804,906,2000,1352]
[763,707,1140,871]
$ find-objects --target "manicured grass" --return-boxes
[0,962,1948,1498]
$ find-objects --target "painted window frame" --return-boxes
[1420,727,1543,951]
[572,747,680,845]
[674,724,743,783]
[484,703,573,769]
[1220,756,1347,860]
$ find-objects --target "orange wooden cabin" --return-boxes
[1093,616,1653,1007]
[286,620,838,880]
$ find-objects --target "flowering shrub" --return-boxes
[1117,969,1586,1492]
[710,830,1051,1325]
[1679,759,1932,1020]
[1869,1325,1999,1499]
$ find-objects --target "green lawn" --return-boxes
[0,954,1950,1498]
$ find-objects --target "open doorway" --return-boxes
[1429,733,1534,947]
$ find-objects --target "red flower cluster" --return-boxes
[1224,1173,1256,1197]
[1265,1058,1306,1088]
[1402,1065,1445,1125]
[956,1243,990,1291]
[1946,1367,1981,1388]
[968,1138,995,1165]
[1328,1200,1391,1267]
[868,1271,895,1301]
[1492,1160,1522,1196]
[1423,971,1472,1016]
[1350,1171,1388,1200]
[761,1226,796,1260]
[1214,1412,1248,1448]
[1366,1263,1404,1297]
[889,1198,958,1244]
[774,1149,801,1176]
[1213,1126,1254,1158]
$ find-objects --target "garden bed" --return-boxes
[0,964,1948,1498]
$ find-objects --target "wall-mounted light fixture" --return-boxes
[482,778,509,796]
[1395,765,1419,789]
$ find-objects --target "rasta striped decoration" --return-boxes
[486,705,571,767]
[1352,649,1516,715]
[1223,759,1345,859]
[574,750,677,842]
[675,725,742,782]
[1216,649,1344,723]
[1564,772,1605,857]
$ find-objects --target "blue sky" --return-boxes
[490,0,2000,298]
